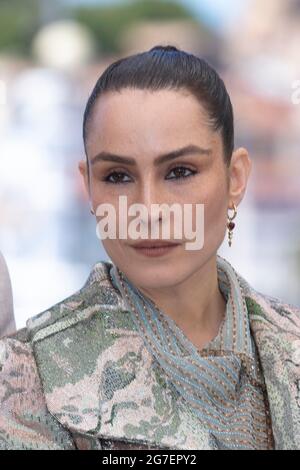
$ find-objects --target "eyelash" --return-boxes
[102,166,198,184]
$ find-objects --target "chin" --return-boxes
[122,260,195,291]
[106,242,212,288]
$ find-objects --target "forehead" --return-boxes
[86,88,220,157]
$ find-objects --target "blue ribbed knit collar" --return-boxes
[109,255,262,384]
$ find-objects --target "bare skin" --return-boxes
[79,88,252,351]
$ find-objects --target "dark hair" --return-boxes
[83,45,234,166]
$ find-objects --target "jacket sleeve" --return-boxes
[0,335,76,449]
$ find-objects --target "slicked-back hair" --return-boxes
[83,45,234,170]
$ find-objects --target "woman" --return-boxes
[0,251,15,338]
[0,45,299,450]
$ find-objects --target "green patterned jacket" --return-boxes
[0,260,299,450]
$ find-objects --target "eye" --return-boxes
[165,166,197,180]
[103,171,132,184]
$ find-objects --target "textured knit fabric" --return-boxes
[0,255,299,450]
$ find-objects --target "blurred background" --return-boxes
[0,0,299,329]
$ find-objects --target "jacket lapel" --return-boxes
[30,270,214,450]
[30,260,300,450]
[239,275,300,449]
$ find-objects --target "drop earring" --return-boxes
[90,207,95,215]
[227,203,237,247]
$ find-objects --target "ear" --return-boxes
[228,147,252,207]
[78,159,90,197]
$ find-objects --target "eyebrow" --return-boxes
[90,144,212,167]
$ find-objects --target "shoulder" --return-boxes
[25,259,124,343]
[0,260,118,449]
[0,334,76,449]
[218,255,300,333]
[0,251,9,280]
[239,281,300,450]
[255,291,300,318]
[0,251,16,337]
[246,290,300,356]
[245,286,300,327]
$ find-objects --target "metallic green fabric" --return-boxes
[0,255,299,449]
[109,257,273,449]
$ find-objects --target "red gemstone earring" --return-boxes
[227,203,237,247]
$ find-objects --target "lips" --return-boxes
[130,240,181,248]
[129,241,181,258]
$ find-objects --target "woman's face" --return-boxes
[80,88,250,290]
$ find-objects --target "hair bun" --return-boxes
[149,45,179,53]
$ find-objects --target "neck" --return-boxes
[137,255,226,350]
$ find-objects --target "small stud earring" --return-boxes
[227,203,237,247]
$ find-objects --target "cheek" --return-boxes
[195,172,228,243]
[102,238,122,258]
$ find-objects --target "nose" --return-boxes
[135,181,163,228]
